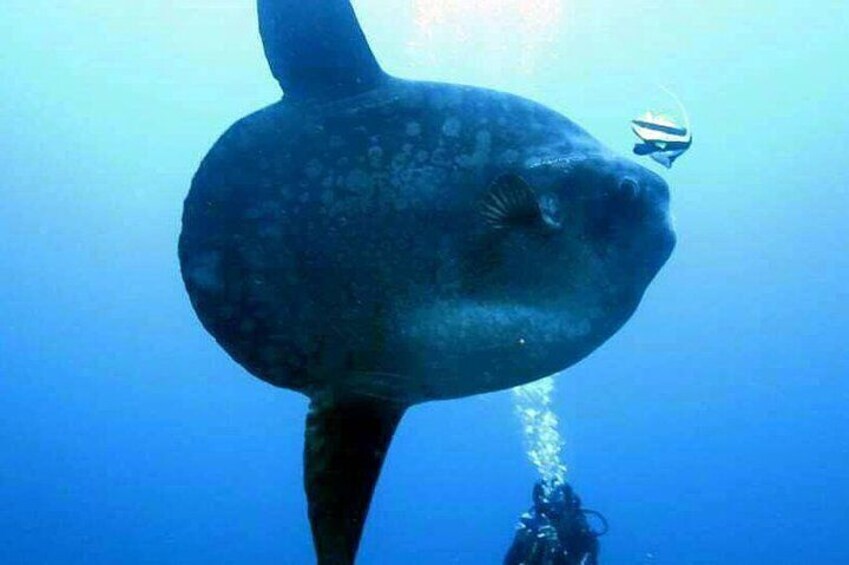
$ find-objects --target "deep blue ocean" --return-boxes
[2,1,848,563]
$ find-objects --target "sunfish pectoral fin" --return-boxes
[258,0,387,100]
[304,394,407,564]
[480,174,556,232]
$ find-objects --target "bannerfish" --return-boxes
[632,111,692,169]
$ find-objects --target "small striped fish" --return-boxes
[632,110,692,169]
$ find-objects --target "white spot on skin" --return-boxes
[500,149,520,165]
[345,169,372,192]
[304,159,323,179]
[442,117,462,137]
[368,145,383,165]
[189,252,224,293]
[406,122,422,136]
[456,129,491,168]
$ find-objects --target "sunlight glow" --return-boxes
[409,0,566,72]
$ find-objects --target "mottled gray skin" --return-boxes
[180,78,675,406]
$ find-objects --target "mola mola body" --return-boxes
[179,1,675,563]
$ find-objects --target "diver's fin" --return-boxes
[480,174,546,231]
[258,0,387,101]
[304,395,407,564]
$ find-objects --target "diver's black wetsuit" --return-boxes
[505,482,602,565]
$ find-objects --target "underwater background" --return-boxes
[1,1,847,563]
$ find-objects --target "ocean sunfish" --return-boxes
[178,1,676,563]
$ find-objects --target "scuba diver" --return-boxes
[505,481,608,565]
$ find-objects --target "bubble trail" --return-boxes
[512,377,567,488]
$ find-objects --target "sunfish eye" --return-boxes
[619,178,640,200]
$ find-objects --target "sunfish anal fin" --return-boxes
[305,395,407,564]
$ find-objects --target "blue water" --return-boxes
[2,1,847,563]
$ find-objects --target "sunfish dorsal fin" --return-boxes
[258,0,387,101]
[480,174,550,231]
